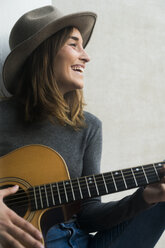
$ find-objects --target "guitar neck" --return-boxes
[29,162,164,211]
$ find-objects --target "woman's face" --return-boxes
[54,28,90,95]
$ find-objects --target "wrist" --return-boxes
[142,187,156,205]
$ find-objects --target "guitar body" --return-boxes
[0,145,80,243]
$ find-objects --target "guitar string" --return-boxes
[3,167,160,200]
[4,170,162,207]
[4,166,162,205]
[5,173,160,210]
[3,162,163,202]
[5,179,161,209]
[3,171,162,205]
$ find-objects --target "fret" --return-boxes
[103,172,116,193]
[154,163,163,179]
[102,173,108,194]
[153,163,160,180]
[86,175,98,197]
[50,183,55,205]
[123,168,137,188]
[71,178,82,200]
[44,185,49,207]
[78,177,90,198]
[141,166,149,184]
[111,172,118,191]
[28,187,37,211]
[77,178,83,199]
[93,175,99,195]
[85,176,91,197]
[95,174,107,195]
[121,170,127,189]
[132,166,147,186]
[63,181,68,203]
[33,187,38,210]
[63,180,75,202]
[56,182,62,204]
[58,181,66,203]
[112,170,126,191]
[40,185,49,208]
[143,164,159,184]
[33,186,42,210]
[46,184,54,207]
[131,168,138,186]
[69,180,76,201]
[52,183,61,205]
[38,186,43,209]
[40,185,52,208]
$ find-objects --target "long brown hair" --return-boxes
[15,27,86,129]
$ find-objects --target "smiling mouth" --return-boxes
[71,65,84,73]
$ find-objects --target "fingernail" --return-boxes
[38,232,43,239]
[13,185,19,190]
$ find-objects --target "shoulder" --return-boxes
[0,98,12,111]
[82,111,102,150]
[0,98,20,120]
[84,111,102,129]
[0,98,16,108]
[83,111,102,141]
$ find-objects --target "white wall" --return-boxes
[51,0,165,247]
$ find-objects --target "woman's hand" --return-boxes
[0,186,44,248]
[143,166,165,205]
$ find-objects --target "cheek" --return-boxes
[54,48,76,80]
[55,55,70,72]
[55,62,72,84]
[54,57,65,77]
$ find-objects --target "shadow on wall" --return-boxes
[0,65,10,98]
[0,0,51,98]
[0,38,10,97]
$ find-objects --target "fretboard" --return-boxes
[29,162,164,211]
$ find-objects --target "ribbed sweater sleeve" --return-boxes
[77,117,150,233]
[77,188,150,233]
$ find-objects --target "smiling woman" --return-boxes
[54,28,90,94]
[14,26,89,128]
[0,4,165,248]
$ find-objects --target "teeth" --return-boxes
[72,66,84,73]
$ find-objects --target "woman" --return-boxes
[0,5,165,248]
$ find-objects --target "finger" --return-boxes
[161,164,165,175]
[0,231,25,248]
[160,176,165,183]
[11,213,43,241]
[0,185,19,199]
[7,224,44,248]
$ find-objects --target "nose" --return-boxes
[80,48,90,63]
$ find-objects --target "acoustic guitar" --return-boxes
[0,144,164,244]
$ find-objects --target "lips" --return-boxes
[71,65,84,73]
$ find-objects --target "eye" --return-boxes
[70,43,77,47]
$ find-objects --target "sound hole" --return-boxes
[2,185,29,218]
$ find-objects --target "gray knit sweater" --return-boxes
[0,99,150,232]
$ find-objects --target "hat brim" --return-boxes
[3,12,97,94]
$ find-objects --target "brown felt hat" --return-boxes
[2,5,97,94]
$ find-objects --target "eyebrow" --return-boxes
[69,36,79,41]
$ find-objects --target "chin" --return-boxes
[72,81,84,90]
